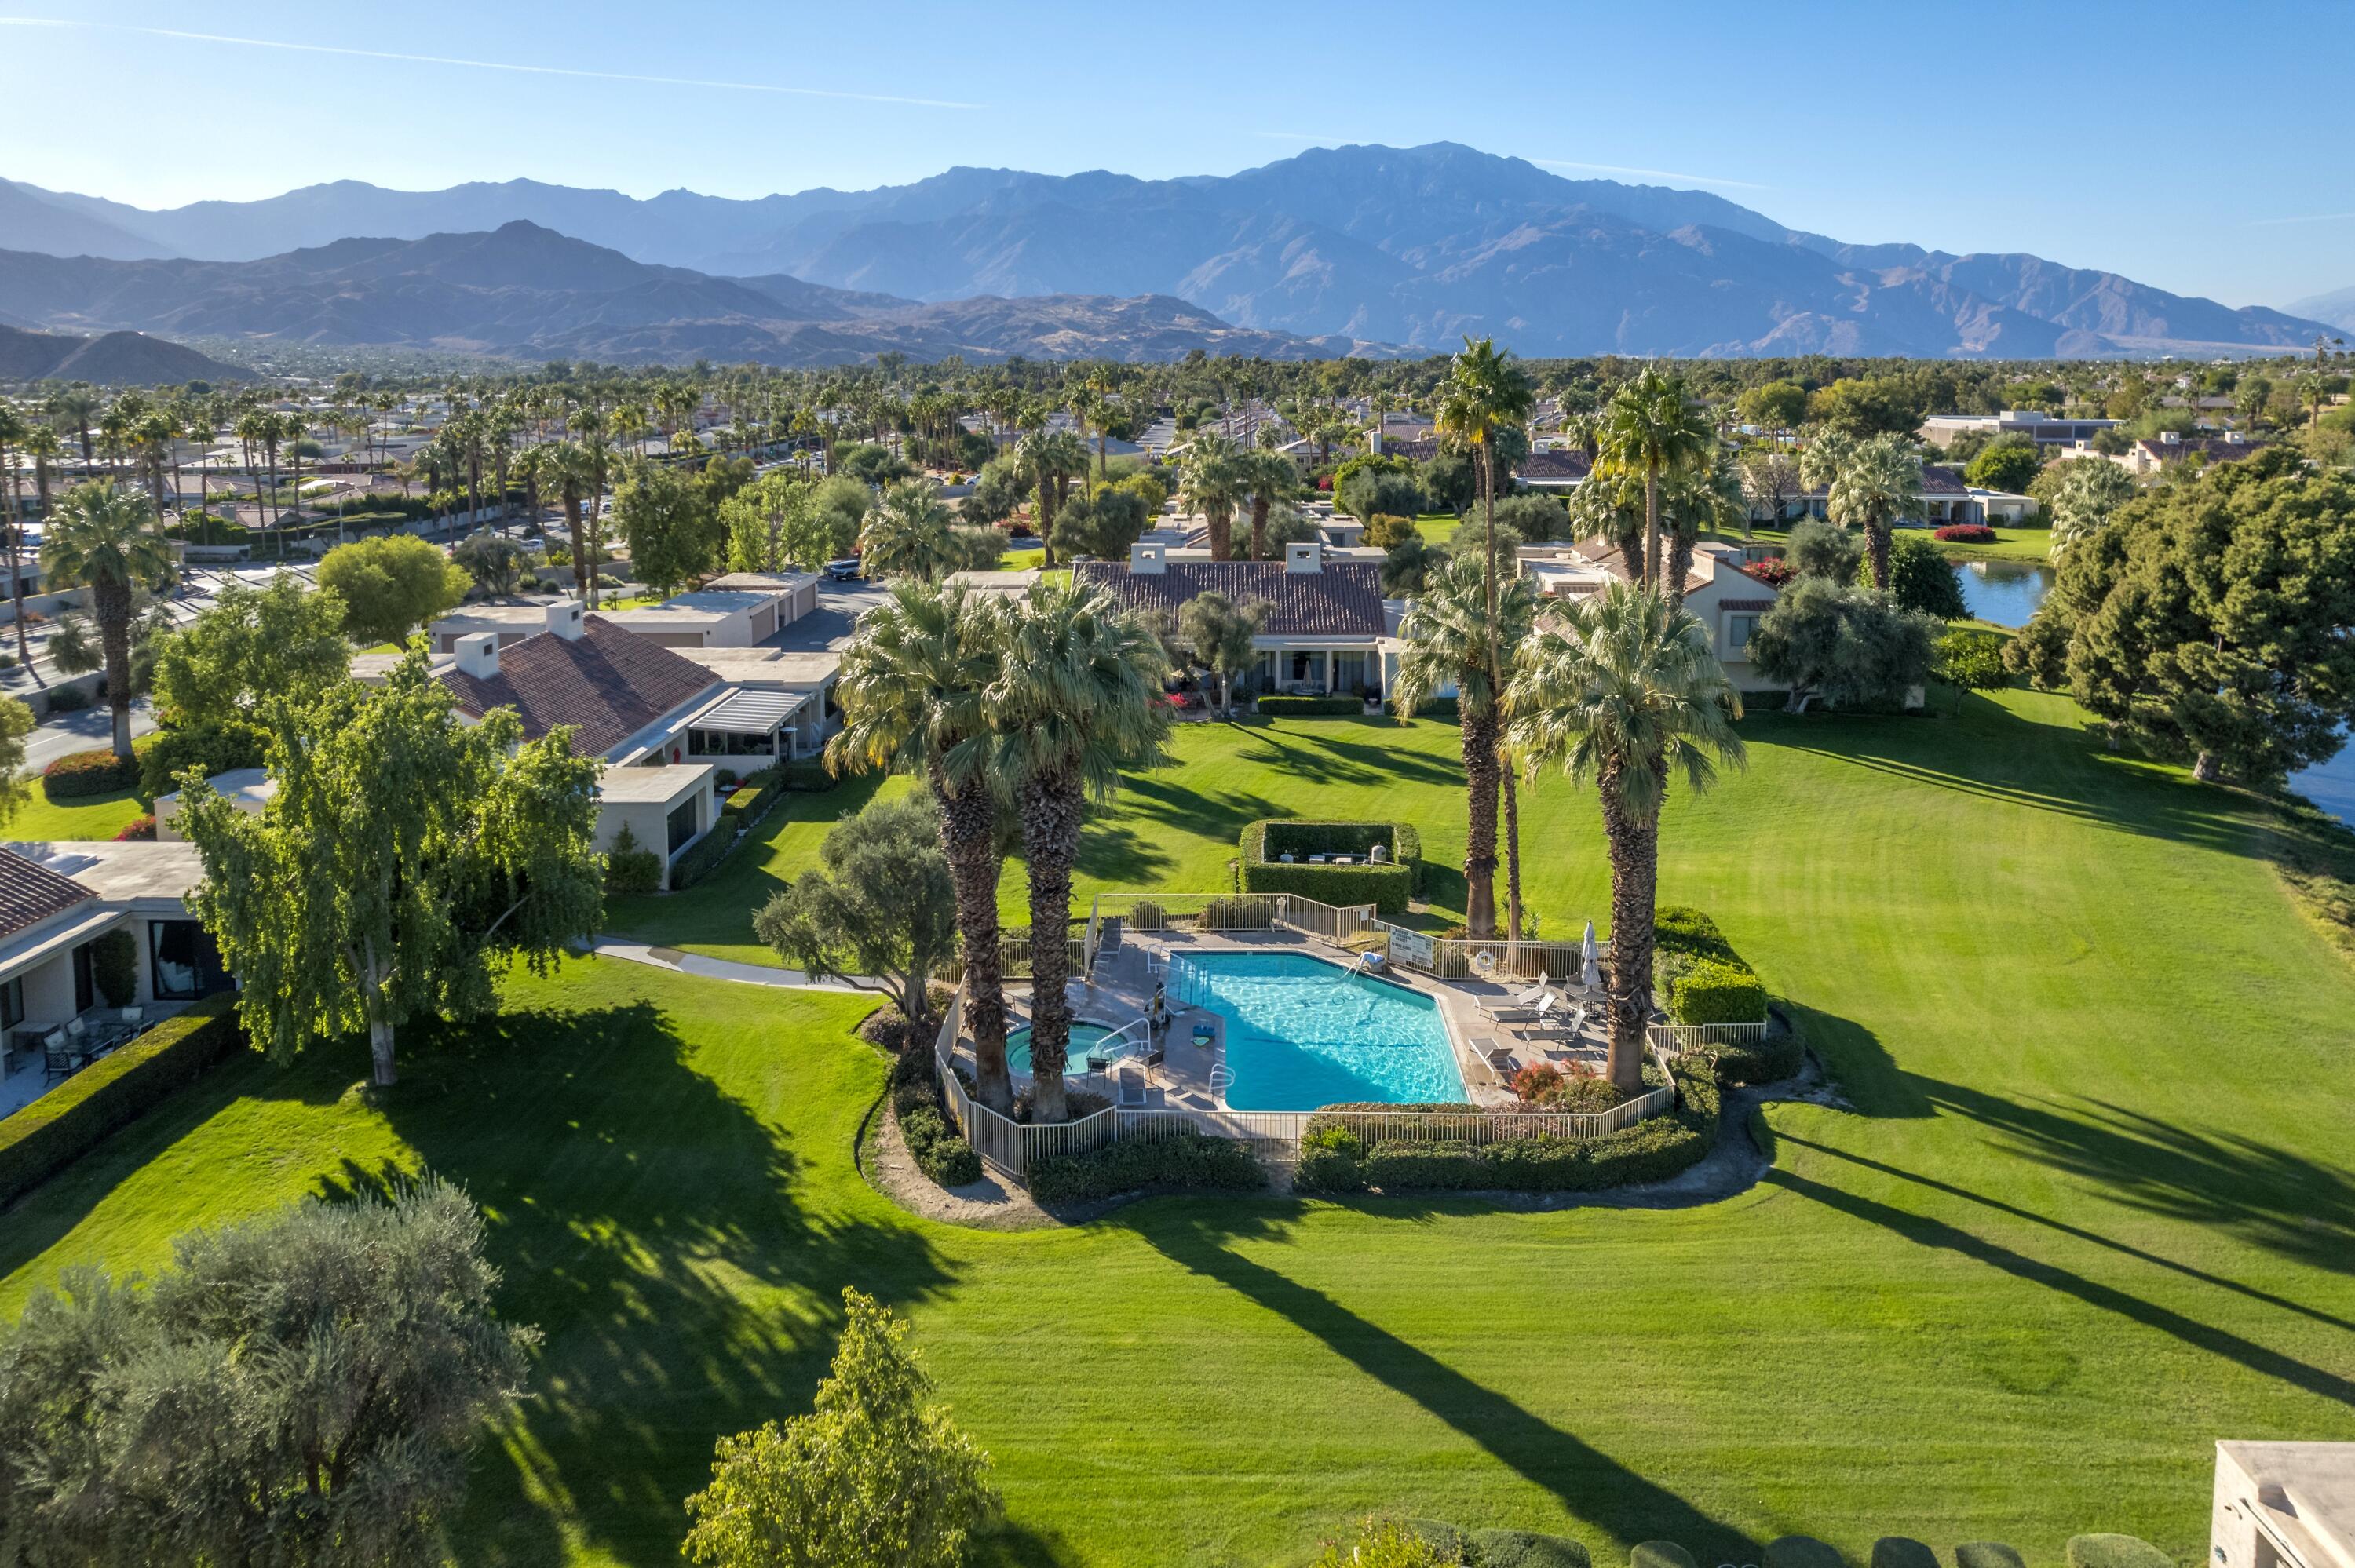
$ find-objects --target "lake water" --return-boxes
[1945,558,2353,826]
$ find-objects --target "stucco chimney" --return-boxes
[547,600,586,640]
[1130,542,1167,575]
[1286,542,1324,574]
[454,632,500,679]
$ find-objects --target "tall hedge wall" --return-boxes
[1239,819,1417,913]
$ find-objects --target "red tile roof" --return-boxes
[0,847,95,940]
[1072,560,1388,639]
[437,615,718,760]
[1516,450,1593,482]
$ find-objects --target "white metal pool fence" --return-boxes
[928,990,1684,1180]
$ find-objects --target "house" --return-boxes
[1074,542,1397,699]
[2074,431,2265,479]
[429,572,817,654]
[1919,409,2120,450]
[1521,540,1787,693]
[1513,449,1592,492]
[2211,1441,2355,1568]
[1785,465,2025,527]
[0,842,230,1118]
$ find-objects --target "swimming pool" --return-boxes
[1006,1022,1123,1077]
[1170,950,1464,1111]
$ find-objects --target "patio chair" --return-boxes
[1476,985,1557,1023]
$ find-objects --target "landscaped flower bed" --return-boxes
[1934,523,1998,542]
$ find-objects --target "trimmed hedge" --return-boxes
[1255,695,1365,716]
[89,929,137,1007]
[1766,1539,1843,1568]
[776,758,838,792]
[1934,523,1999,543]
[1710,1012,1806,1086]
[666,823,740,890]
[42,746,141,800]
[1475,1530,1593,1568]
[2065,1537,2172,1568]
[885,1040,981,1187]
[1026,1130,1266,1204]
[1871,1541,1941,1568]
[1240,819,1417,915]
[0,994,243,1206]
[1955,1546,2029,1568]
[1633,1544,1700,1568]
[1670,959,1769,1025]
[604,824,663,896]
[721,783,770,828]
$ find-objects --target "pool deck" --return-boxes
[991,928,1612,1111]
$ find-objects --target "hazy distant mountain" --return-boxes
[0,323,244,384]
[0,222,1391,366]
[2288,285,2355,334]
[6,144,2338,359]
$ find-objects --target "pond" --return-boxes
[1946,559,2352,826]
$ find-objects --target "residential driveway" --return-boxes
[765,580,889,652]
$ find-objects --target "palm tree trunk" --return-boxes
[1665,531,1696,615]
[1461,704,1501,939]
[1597,758,1659,1095]
[1250,494,1269,560]
[1037,482,1057,570]
[1643,463,1662,592]
[1018,770,1083,1123]
[97,580,134,760]
[566,494,588,602]
[1865,520,1892,593]
[1501,762,1523,944]
[935,768,1013,1114]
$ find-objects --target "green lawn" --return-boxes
[7,694,2355,1567]
[1703,523,2057,565]
[8,786,145,841]
[1416,512,1462,545]
[999,547,1047,571]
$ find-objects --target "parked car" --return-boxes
[823,558,863,582]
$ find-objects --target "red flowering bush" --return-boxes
[1510,1062,1562,1105]
[1934,523,1998,542]
[1743,557,1798,587]
[112,815,157,842]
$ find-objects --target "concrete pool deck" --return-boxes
[980,928,1613,1112]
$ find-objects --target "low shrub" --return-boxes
[776,758,837,792]
[1256,695,1364,716]
[41,684,92,715]
[1955,1546,2028,1568]
[2064,1537,2171,1568]
[604,823,663,896]
[1473,1530,1593,1568]
[1399,1521,1479,1563]
[721,783,769,826]
[861,1005,913,1052]
[89,928,138,1007]
[42,746,139,800]
[1198,894,1274,931]
[1632,1542,1700,1568]
[666,822,739,890]
[111,815,157,842]
[1934,523,1999,543]
[1026,1131,1265,1204]
[0,995,243,1206]
[1669,958,1769,1025]
[1128,898,1167,930]
[896,1102,983,1187]
[1711,1012,1806,1086]
[1509,1061,1562,1105]
[1765,1538,1843,1568]
[1395,693,1459,718]
[1871,1540,1940,1568]
[1743,556,1799,587]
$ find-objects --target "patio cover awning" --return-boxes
[689,688,812,736]
[0,906,125,987]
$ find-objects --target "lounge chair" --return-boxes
[1476,984,1556,1023]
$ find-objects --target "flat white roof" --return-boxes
[2,841,206,904]
[596,764,714,805]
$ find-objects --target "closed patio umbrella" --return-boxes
[1580,921,1602,992]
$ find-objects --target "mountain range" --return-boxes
[2288,285,2355,335]
[3,142,2342,363]
[0,322,244,384]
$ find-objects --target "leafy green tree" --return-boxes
[1013,429,1090,567]
[755,795,958,1026]
[1492,490,1569,543]
[614,459,723,597]
[1338,468,1429,524]
[451,528,529,596]
[0,697,31,827]
[151,574,351,730]
[39,482,176,757]
[180,651,604,1086]
[1806,375,1929,439]
[1736,379,1811,437]
[1786,519,1864,582]
[1050,484,1152,563]
[827,582,1016,1110]
[1175,591,1265,716]
[681,1287,998,1568]
[317,534,471,648]
[1747,577,1939,712]
[1963,433,2043,494]
[1827,432,1923,592]
[0,1180,535,1568]
[1737,449,1800,533]
[1380,534,1436,597]
[1933,627,2010,713]
[1869,532,1966,618]
[2007,447,2355,782]
[959,455,1031,530]
[1507,580,1744,1092]
[986,582,1169,1121]
[721,472,847,573]
[1393,552,1536,939]
[833,441,915,487]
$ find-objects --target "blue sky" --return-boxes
[6,0,2352,309]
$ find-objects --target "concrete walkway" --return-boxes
[592,939,867,994]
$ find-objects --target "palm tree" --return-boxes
[859,480,957,582]
[829,581,1019,1111]
[1391,552,1536,940]
[1795,427,1854,497]
[1658,450,1747,614]
[1506,580,1744,1093]
[987,582,1170,1122]
[41,483,176,758]
[542,440,596,603]
[1178,431,1247,560]
[1240,448,1296,560]
[1827,433,1922,593]
[49,388,100,472]
[0,405,30,664]
[1597,366,1714,593]
[1012,429,1089,568]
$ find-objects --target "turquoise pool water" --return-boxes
[1006,1023,1121,1076]
[1171,950,1464,1111]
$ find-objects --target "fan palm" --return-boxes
[1597,366,1714,592]
[1391,552,1536,939]
[830,580,1019,1111]
[1827,432,1922,592]
[1796,427,1855,494]
[542,440,596,603]
[1240,449,1296,560]
[858,480,958,582]
[987,582,1170,1121]
[1506,580,1744,1092]
[1658,449,1747,614]
[0,406,28,663]
[1013,429,1090,567]
[1178,431,1248,560]
[41,483,177,757]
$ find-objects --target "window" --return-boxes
[1725,614,1760,658]
[666,797,701,856]
[688,727,777,757]
[0,975,22,1030]
[72,943,94,1012]
[149,920,230,1000]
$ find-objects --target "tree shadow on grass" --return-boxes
[1118,774,1287,848]
[332,997,955,1567]
[1762,1161,2355,1409]
[1123,1205,1753,1561]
